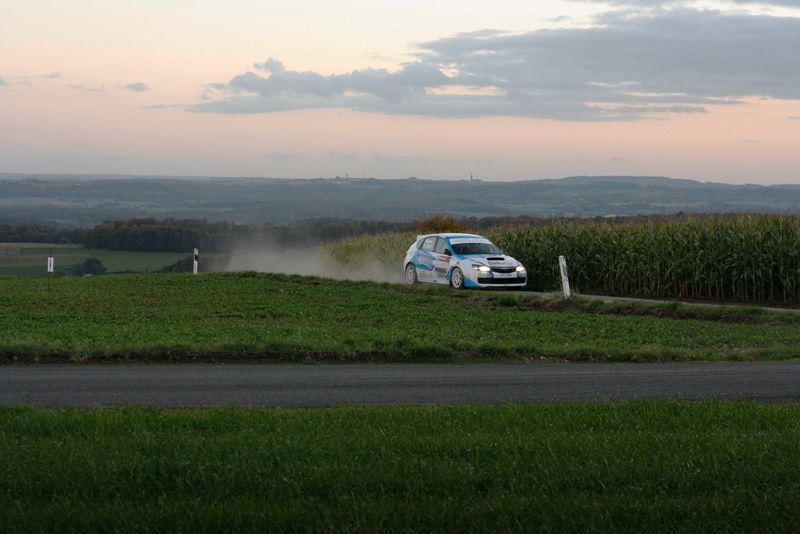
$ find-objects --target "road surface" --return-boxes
[1,363,799,407]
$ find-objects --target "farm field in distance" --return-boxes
[2,402,800,531]
[0,242,186,277]
[2,272,800,363]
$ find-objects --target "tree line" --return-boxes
[1,213,732,254]
[0,219,419,253]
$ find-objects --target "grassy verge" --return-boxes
[500,293,800,325]
[0,243,185,276]
[2,402,800,532]
[2,272,800,363]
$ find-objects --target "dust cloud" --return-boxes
[223,245,403,283]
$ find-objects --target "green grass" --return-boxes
[0,243,186,276]
[2,402,800,532]
[2,272,800,362]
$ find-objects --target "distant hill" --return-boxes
[1,173,798,227]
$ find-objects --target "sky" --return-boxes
[1,0,799,184]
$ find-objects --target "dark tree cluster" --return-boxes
[79,218,419,253]
[1,214,751,255]
[0,224,84,244]
[82,219,232,252]
[71,257,107,277]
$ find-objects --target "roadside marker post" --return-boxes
[193,248,199,275]
[47,247,54,281]
[558,255,571,299]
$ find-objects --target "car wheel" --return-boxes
[450,267,465,289]
[404,263,418,285]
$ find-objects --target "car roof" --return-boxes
[417,233,486,240]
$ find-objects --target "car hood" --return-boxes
[458,254,519,267]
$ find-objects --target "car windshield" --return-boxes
[451,242,502,255]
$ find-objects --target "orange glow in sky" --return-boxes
[1,1,798,183]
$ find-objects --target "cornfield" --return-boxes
[325,215,800,304]
[321,232,416,272]
[492,215,800,304]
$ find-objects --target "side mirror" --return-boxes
[444,249,452,256]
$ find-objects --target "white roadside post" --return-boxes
[193,248,199,275]
[46,247,54,285]
[558,255,571,299]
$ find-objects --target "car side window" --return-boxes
[434,238,447,254]
[421,237,437,251]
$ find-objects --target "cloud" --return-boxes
[192,9,800,121]
[231,58,450,102]
[741,0,800,4]
[69,84,105,93]
[789,115,800,120]
[574,0,800,6]
[123,82,149,92]
[143,103,183,110]
[328,151,358,164]
[0,72,60,88]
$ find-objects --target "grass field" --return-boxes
[2,272,800,363]
[0,242,186,276]
[2,402,799,532]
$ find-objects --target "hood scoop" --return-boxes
[487,256,505,261]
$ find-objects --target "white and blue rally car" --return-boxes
[403,233,527,289]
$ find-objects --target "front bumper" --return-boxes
[477,276,526,285]
[465,274,527,288]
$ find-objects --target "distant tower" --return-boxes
[470,173,474,182]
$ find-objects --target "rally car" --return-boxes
[403,233,527,289]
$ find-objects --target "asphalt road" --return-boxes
[1,363,799,407]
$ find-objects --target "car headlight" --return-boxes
[516,265,526,272]
[472,264,491,272]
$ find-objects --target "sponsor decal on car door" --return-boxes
[415,236,437,281]
[432,238,452,283]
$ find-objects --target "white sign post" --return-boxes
[46,247,55,284]
[193,248,199,275]
[558,255,571,299]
